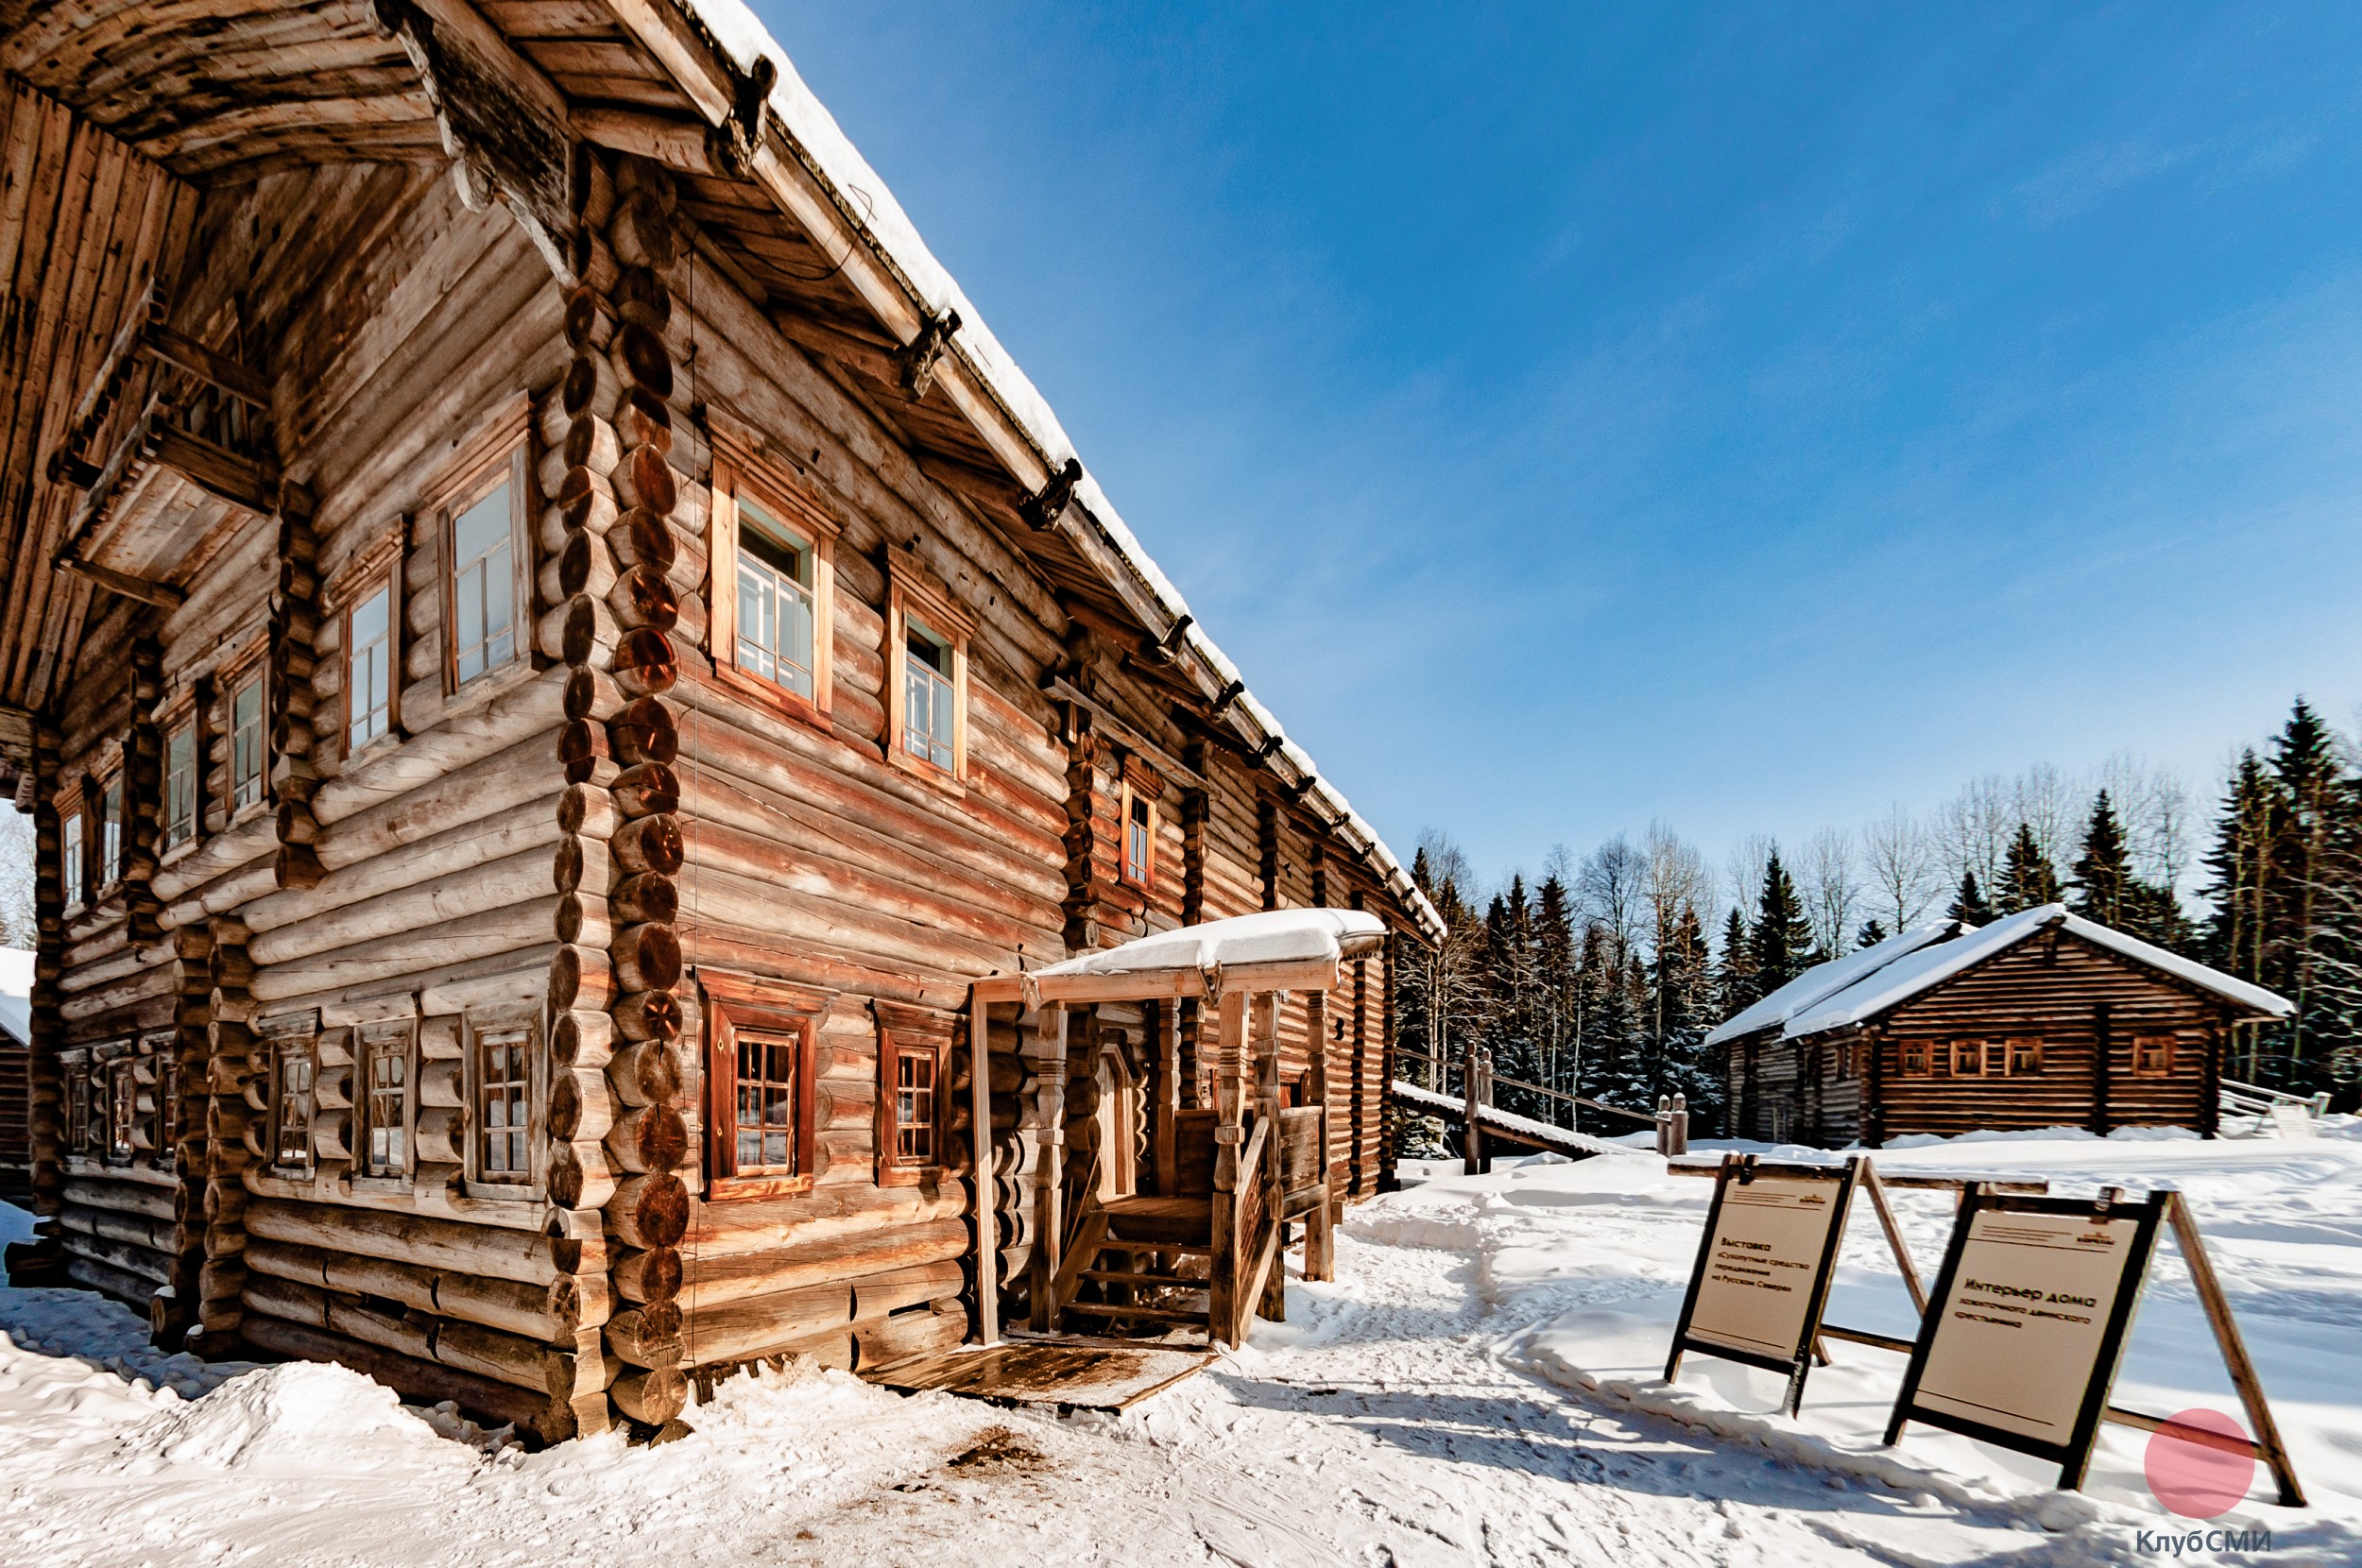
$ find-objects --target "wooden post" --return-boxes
[2091,1001,2113,1137]
[1154,999,1179,1197]
[1859,1160,1926,1314]
[2165,1193,2305,1507]
[2200,1010,2223,1141]
[1026,1004,1068,1334]
[1861,1025,1885,1148]
[1463,1041,1484,1175]
[968,994,996,1345]
[1253,991,1284,1322]
[1207,988,1247,1343]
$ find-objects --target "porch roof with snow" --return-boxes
[974,910,1388,1007]
[1709,905,2293,1048]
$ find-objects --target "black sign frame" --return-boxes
[1665,1152,1861,1416]
[1884,1185,2165,1489]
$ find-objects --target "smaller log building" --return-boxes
[1710,905,2292,1147]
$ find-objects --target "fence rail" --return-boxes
[1393,1046,1688,1155]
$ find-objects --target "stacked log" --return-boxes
[267,483,326,891]
[541,149,690,1432]
[193,915,255,1351]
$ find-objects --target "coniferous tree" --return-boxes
[1717,907,1756,1014]
[2072,792,2133,927]
[1856,918,1889,948]
[2000,822,2061,913]
[1945,869,1994,925]
[1651,900,1725,1133]
[1534,875,1577,1096]
[1748,851,1813,995]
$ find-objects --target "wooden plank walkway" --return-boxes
[861,1333,1215,1412]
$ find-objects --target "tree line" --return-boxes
[1393,697,2362,1150]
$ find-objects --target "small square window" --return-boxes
[2008,1038,2043,1075]
[2132,1035,2175,1078]
[733,499,817,701]
[1900,1042,1929,1078]
[1950,1040,1981,1077]
[164,724,197,847]
[231,673,266,810]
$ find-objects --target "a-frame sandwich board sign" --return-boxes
[1884,1185,2163,1490]
[1666,1152,1861,1416]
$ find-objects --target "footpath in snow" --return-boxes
[2,1124,2357,1566]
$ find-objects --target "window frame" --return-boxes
[60,794,85,913]
[700,969,834,1201]
[2131,1034,2176,1078]
[462,1008,542,1198]
[885,546,972,792]
[1899,1040,1930,1078]
[62,1058,94,1159]
[436,446,532,695]
[153,1039,178,1174]
[270,1034,317,1176]
[162,708,199,854]
[705,438,840,733]
[342,574,399,757]
[355,1019,418,1185]
[874,1000,953,1187]
[1949,1039,1983,1078]
[227,656,269,817]
[95,769,124,891]
[2007,1037,2044,1076]
[1120,778,1156,890]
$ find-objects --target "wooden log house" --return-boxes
[0,0,1444,1441]
[1708,905,2292,1147]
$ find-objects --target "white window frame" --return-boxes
[345,578,396,753]
[60,800,84,912]
[440,451,530,692]
[96,773,123,888]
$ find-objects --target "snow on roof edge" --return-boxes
[683,0,1441,945]
[1703,921,1965,1047]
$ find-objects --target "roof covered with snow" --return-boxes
[1703,922,1967,1047]
[1719,904,2293,1046]
[670,1,1442,945]
[1030,910,1387,984]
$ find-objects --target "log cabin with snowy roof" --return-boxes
[1707,905,2294,1149]
[0,0,1444,1440]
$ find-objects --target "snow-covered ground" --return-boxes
[3,1124,2356,1566]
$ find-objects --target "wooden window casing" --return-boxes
[702,970,833,1201]
[1121,781,1155,890]
[156,1049,178,1173]
[357,1021,416,1183]
[884,545,972,792]
[466,1011,541,1196]
[705,435,839,732]
[1949,1039,1982,1078]
[96,773,123,889]
[63,1064,93,1157]
[106,1059,135,1163]
[1899,1041,1930,1078]
[2008,1037,2044,1075]
[874,1000,953,1187]
[272,1038,316,1175]
[2132,1035,2175,1078]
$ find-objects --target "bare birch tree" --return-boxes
[1862,805,1936,931]
[1801,827,1860,956]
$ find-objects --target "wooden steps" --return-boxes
[1061,1301,1209,1327]
[1081,1268,1207,1291]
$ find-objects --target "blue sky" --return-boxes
[755,3,2362,883]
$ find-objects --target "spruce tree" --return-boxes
[2000,822,2061,913]
[1717,907,1756,1014]
[2071,792,2133,928]
[1653,900,1726,1133]
[1534,875,1577,1095]
[1946,869,1994,925]
[1856,918,1889,948]
[1748,851,1814,994]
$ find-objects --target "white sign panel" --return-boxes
[1911,1207,2143,1444]
[1684,1175,1845,1362]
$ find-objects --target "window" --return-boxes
[702,971,833,1199]
[448,478,518,685]
[1950,1040,1982,1077]
[2008,1037,2044,1075]
[156,1052,177,1173]
[272,1040,315,1173]
[164,723,197,848]
[1121,786,1155,888]
[230,673,266,810]
[706,434,840,726]
[2132,1035,2175,1077]
[1900,1042,1930,1078]
[901,617,955,770]
[347,582,393,750]
[97,776,122,886]
[475,1024,534,1184]
[64,1066,92,1155]
[107,1061,135,1162]
[733,498,817,700]
[61,807,84,907]
[875,1001,951,1185]
[886,547,971,788]
[359,1024,412,1179]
